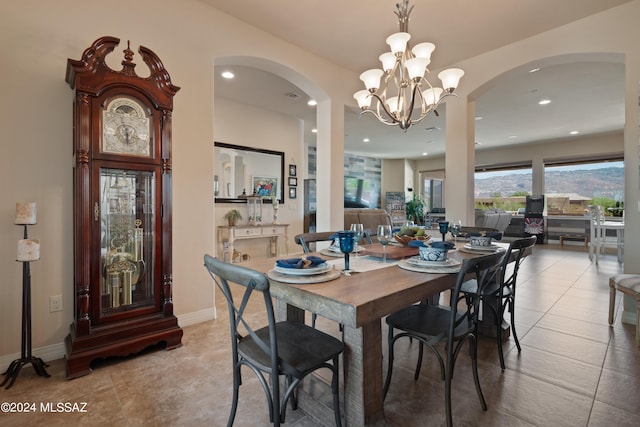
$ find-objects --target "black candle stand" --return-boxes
[1,224,50,389]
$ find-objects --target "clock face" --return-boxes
[102,98,151,157]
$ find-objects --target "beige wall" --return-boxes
[1,0,639,363]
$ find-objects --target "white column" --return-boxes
[531,157,545,199]
[316,99,345,231]
[444,96,475,225]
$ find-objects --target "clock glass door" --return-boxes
[99,168,156,314]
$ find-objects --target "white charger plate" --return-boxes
[397,260,461,274]
[267,268,341,284]
[406,256,461,268]
[460,244,506,255]
[273,262,331,276]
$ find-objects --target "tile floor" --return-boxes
[2,245,639,426]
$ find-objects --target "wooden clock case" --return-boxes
[65,36,183,379]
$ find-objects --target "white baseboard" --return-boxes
[0,342,66,366]
[176,307,217,327]
[0,308,217,367]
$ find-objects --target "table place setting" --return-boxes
[397,258,462,274]
[459,243,506,254]
[458,233,507,254]
[267,255,341,284]
[397,240,462,273]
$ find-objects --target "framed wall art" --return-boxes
[252,176,278,198]
[289,187,297,199]
[288,177,297,186]
[289,164,297,177]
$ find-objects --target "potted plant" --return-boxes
[223,209,242,226]
[406,194,425,225]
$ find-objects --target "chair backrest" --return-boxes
[451,251,505,340]
[203,255,277,367]
[294,231,337,253]
[499,236,536,292]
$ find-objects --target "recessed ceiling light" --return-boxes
[363,138,370,143]
[422,152,428,156]
[221,71,234,79]
[570,130,579,135]
[538,99,551,105]
[307,99,317,106]
[529,67,540,73]
[508,135,518,139]
[311,128,317,133]
[475,116,483,121]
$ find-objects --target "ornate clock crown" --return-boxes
[121,40,136,77]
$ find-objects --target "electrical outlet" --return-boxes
[49,295,63,312]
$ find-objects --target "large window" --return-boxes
[544,158,623,216]
[420,171,445,213]
[474,164,532,212]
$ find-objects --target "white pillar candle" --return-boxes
[15,202,37,225]
[17,239,40,261]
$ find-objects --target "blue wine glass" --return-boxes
[438,221,449,242]
[338,230,355,272]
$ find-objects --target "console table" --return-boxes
[218,224,289,263]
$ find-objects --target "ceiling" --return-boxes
[207,0,629,160]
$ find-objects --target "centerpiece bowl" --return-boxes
[393,226,431,246]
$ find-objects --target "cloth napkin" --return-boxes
[276,256,325,269]
[429,241,456,250]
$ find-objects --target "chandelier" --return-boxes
[353,0,464,130]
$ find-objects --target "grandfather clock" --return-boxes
[65,36,183,379]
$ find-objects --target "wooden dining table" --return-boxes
[241,243,491,426]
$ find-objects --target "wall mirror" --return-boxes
[214,141,285,204]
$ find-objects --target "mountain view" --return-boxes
[475,166,624,200]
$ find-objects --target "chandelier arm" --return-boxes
[412,92,458,124]
[406,81,421,118]
[359,109,400,126]
[369,92,402,126]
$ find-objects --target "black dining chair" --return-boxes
[294,231,337,253]
[460,235,537,370]
[293,231,340,328]
[204,255,344,427]
[294,230,373,330]
[383,251,505,427]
